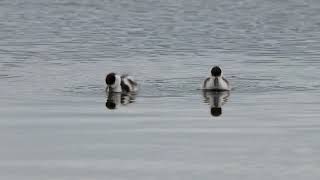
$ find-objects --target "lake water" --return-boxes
[1,0,320,179]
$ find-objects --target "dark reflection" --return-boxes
[105,90,136,110]
[202,91,230,117]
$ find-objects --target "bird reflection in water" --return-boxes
[202,91,230,117]
[105,91,136,110]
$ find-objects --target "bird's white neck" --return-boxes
[109,75,122,92]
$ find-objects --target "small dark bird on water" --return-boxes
[105,73,138,93]
[202,66,231,91]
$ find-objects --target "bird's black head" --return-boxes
[105,73,116,85]
[211,66,222,77]
[211,107,222,117]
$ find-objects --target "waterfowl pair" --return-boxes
[105,66,230,93]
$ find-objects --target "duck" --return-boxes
[202,66,231,91]
[105,73,138,93]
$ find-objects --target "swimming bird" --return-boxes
[105,73,138,93]
[202,66,231,91]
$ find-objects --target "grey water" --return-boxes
[1,0,320,179]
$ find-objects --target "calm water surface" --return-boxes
[1,0,320,179]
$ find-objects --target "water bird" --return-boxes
[202,66,231,91]
[105,73,138,93]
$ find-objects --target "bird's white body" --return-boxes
[202,76,231,91]
[121,75,139,92]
